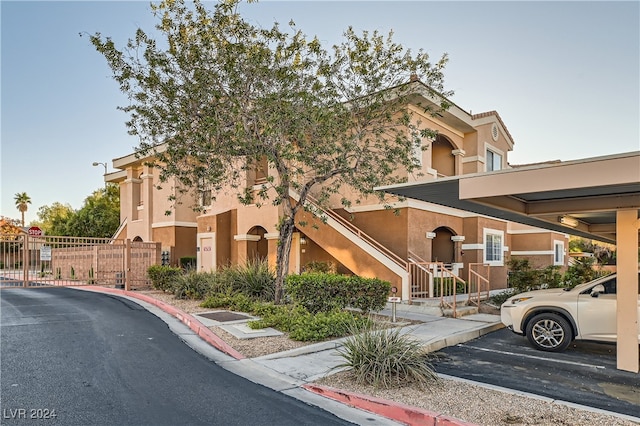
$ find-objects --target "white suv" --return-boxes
[500,273,640,352]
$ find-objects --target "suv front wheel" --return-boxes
[525,313,573,352]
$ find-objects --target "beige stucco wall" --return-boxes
[109,87,567,299]
[508,224,568,271]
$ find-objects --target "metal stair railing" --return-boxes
[467,263,491,307]
[433,262,467,317]
[407,250,433,301]
[404,259,467,315]
[303,195,407,269]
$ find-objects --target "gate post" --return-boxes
[23,234,29,287]
[124,239,131,291]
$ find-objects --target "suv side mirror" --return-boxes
[590,284,605,297]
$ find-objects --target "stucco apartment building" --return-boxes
[106,80,568,299]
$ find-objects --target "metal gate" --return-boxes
[0,234,160,290]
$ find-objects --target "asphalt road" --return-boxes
[431,328,640,418]
[0,287,355,426]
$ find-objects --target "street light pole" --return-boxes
[92,162,108,189]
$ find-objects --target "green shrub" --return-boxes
[288,310,368,341]
[179,256,197,270]
[489,288,516,306]
[247,304,308,332]
[285,273,390,314]
[285,273,345,313]
[507,259,541,292]
[220,259,275,301]
[337,321,439,389]
[200,292,256,312]
[539,265,563,288]
[173,270,215,300]
[563,257,598,288]
[200,293,234,309]
[303,261,336,273]
[248,304,369,342]
[344,276,390,313]
[147,264,183,292]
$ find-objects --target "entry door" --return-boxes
[198,236,215,272]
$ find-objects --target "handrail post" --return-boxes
[451,262,457,318]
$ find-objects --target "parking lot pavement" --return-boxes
[431,328,640,419]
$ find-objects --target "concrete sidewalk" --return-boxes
[252,309,504,383]
[75,286,505,425]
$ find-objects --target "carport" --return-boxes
[378,151,640,372]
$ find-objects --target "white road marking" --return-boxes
[457,344,606,369]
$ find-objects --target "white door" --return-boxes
[198,235,215,272]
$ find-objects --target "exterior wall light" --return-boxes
[558,215,579,228]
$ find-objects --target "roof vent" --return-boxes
[491,123,499,141]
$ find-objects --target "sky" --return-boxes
[1,1,639,226]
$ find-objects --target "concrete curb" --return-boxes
[302,384,477,426]
[422,322,505,353]
[72,286,245,360]
[69,286,493,426]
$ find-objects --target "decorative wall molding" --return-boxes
[234,234,261,242]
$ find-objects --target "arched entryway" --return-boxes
[431,227,455,264]
[431,135,456,177]
[247,226,268,262]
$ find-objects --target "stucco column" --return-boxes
[233,234,260,265]
[451,235,465,264]
[616,209,639,373]
[264,233,280,272]
[452,149,466,176]
[141,166,154,241]
[124,169,140,223]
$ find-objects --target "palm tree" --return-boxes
[14,192,32,227]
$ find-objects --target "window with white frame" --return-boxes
[486,149,502,171]
[554,240,565,266]
[483,228,504,265]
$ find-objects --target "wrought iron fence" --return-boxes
[0,234,159,290]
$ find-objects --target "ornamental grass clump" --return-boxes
[337,321,439,389]
[220,259,275,302]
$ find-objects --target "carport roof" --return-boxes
[377,151,640,244]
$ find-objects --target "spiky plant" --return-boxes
[336,321,439,389]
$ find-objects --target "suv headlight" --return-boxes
[510,296,532,304]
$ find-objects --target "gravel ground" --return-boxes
[137,290,638,426]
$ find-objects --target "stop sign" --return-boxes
[28,226,43,236]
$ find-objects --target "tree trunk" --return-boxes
[274,215,295,304]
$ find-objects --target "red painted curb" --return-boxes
[73,286,245,360]
[302,384,477,426]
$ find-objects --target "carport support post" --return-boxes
[616,209,639,373]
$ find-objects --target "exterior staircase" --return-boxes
[291,194,491,316]
[293,194,409,293]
